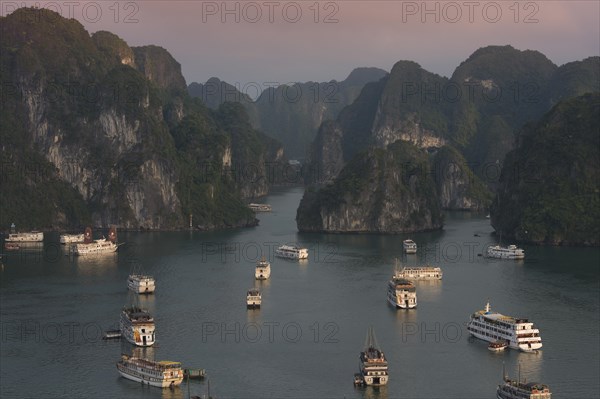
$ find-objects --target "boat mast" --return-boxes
[364,326,380,351]
[187,371,191,399]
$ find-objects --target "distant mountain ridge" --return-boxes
[188,67,388,159]
[308,46,599,186]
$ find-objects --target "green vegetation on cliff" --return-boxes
[0,8,282,230]
[297,141,443,233]
[432,146,492,210]
[491,93,600,245]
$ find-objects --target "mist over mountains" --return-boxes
[188,67,389,159]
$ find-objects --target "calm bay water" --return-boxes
[1,187,599,398]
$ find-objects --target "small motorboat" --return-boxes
[488,340,508,352]
[353,373,364,386]
[184,368,206,379]
[102,329,122,340]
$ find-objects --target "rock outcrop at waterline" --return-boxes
[296,141,443,233]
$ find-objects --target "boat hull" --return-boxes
[387,295,417,309]
[128,279,156,294]
[255,269,271,280]
[275,252,308,260]
[468,330,542,352]
[5,232,44,242]
[360,373,388,386]
[117,365,183,388]
[487,253,525,260]
[128,285,156,294]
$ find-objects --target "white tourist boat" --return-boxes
[387,272,417,309]
[59,233,85,244]
[275,244,308,260]
[467,301,542,352]
[497,365,552,399]
[248,203,272,212]
[357,327,388,386]
[403,239,417,254]
[120,306,156,347]
[246,288,261,308]
[255,257,271,280]
[128,274,155,294]
[486,244,525,259]
[5,231,43,242]
[116,354,183,388]
[393,261,442,280]
[70,227,119,255]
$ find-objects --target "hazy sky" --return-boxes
[4,1,599,86]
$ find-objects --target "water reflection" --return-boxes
[255,277,271,289]
[125,343,156,361]
[246,307,261,324]
[74,252,118,275]
[160,387,184,399]
[512,350,544,380]
[13,242,44,250]
[356,384,388,399]
[138,293,156,314]
[413,280,442,302]
[391,306,418,325]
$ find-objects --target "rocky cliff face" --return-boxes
[449,46,558,174]
[133,45,187,93]
[0,8,283,230]
[491,93,600,246]
[297,141,443,233]
[306,78,387,185]
[370,61,449,149]
[432,146,491,211]
[305,61,451,186]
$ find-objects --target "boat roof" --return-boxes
[158,361,182,366]
[123,307,153,320]
[503,380,550,392]
[129,274,154,279]
[123,357,182,369]
[489,245,523,250]
[390,277,415,286]
[278,245,306,250]
[477,311,529,324]
[256,259,270,266]
[524,382,549,389]
[400,266,441,271]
